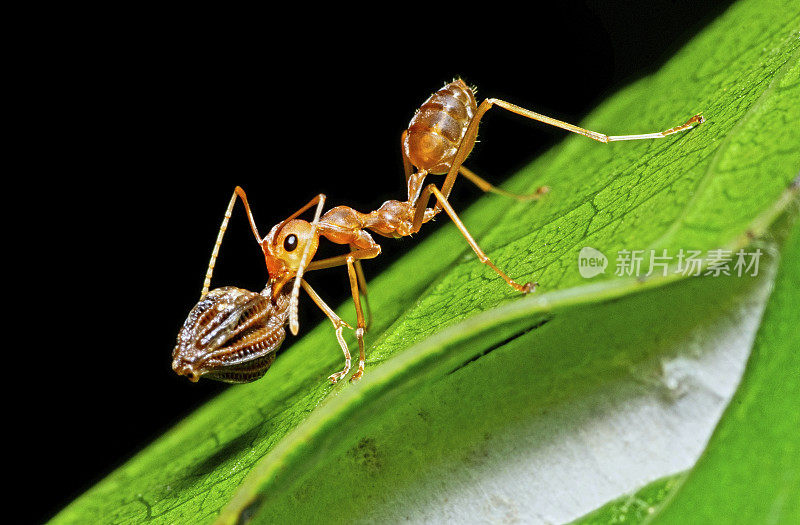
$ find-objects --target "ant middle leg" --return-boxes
[346,256,367,382]
[304,247,377,382]
[353,260,372,330]
[459,165,549,201]
[307,245,378,331]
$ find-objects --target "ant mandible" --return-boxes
[172,79,703,385]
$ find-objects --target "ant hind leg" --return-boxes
[412,183,536,294]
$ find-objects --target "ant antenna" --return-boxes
[289,195,326,335]
[201,187,261,298]
[202,191,238,298]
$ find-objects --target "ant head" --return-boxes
[262,219,320,281]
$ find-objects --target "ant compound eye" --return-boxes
[283,234,298,252]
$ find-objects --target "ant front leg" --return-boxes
[300,279,355,383]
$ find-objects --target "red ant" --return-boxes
[172,79,703,384]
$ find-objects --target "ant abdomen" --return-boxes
[404,79,477,174]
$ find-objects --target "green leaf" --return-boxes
[234,240,784,524]
[570,210,800,525]
[569,474,684,525]
[51,1,799,524]
[647,207,800,523]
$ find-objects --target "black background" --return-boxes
[17,2,734,523]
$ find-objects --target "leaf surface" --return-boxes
[648,205,800,523]
[570,210,799,525]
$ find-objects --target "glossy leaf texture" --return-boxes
[51,1,799,524]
